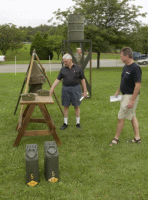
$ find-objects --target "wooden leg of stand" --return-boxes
[14,104,36,147]
[16,105,31,131]
[38,104,61,146]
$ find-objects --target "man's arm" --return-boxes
[81,78,87,97]
[50,79,60,95]
[114,87,120,97]
[128,82,141,109]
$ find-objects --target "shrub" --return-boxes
[30,32,53,60]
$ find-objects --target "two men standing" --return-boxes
[50,47,142,144]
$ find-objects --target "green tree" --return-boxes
[0,23,26,55]
[30,32,53,60]
[51,0,147,68]
[30,32,45,59]
[130,25,148,56]
[43,33,54,60]
[47,35,63,60]
[53,35,62,60]
[50,23,68,39]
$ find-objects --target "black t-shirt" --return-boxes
[120,63,142,94]
[57,64,85,86]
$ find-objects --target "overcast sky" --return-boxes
[0,0,148,28]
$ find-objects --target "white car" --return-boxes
[137,58,148,65]
[0,55,5,62]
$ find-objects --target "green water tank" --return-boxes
[25,144,39,186]
[68,14,84,40]
[44,141,59,182]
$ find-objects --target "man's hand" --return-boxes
[50,88,54,96]
[114,91,119,97]
[49,79,60,96]
[81,79,87,98]
[127,100,135,109]
[83,91,88,98]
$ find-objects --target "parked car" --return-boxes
[140,54,148,59]
[137,58,148,65]
[0,55,5,62]
[133,52,141,60]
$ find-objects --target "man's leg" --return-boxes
[60,106,69,130]
[63,106,69,124]
[131,116,141,142]
[115,119,125,139]
[74,106,80,117]
[110,119,124,145]
[63,106,69,118]
[74,106,81,129]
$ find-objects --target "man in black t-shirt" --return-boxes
[110,47,142,146]
[50,54,87,130]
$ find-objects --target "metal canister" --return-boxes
[25,144,39,186]
[44,141,59,182]
[68,14,84,40]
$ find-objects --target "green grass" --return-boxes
[100,53,120,60]
[0,44,62,64]
[0,44,120,64]
[0,67,148,200]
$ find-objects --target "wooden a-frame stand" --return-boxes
[13,50,62,146]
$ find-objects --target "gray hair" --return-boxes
[62,54,72,60]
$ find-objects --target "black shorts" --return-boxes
[62,85,82,107]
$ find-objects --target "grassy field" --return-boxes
[0,44,120,64]
[0,67,148,199]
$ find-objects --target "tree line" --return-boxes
[0,0,148,66]
[0,23,67,60]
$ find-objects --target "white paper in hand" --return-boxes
[79,92,89,101]
[110,95,122,102]
[80,96,84,101]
